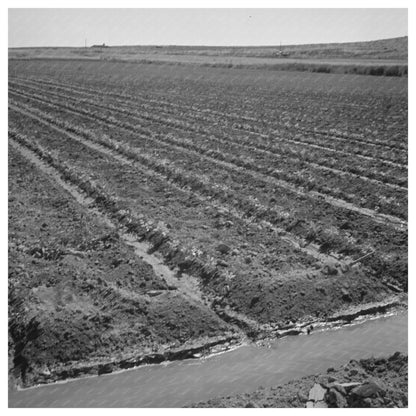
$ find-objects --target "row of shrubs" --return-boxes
[129,59,408,77]
[11,54,408,77]
[264,62,407,77]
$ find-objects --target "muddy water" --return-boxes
[9,312,407,408]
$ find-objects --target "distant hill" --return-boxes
[9,36,407,77]
[273,36,408,60]
[102,36,409,61]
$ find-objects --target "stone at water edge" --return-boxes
[244,401,261,408]
[351,381,385,398]
[297,391,308,403]
[335,382,362,393]
[326,388,347,408]
[308,383,327,402]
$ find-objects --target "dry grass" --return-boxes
[9,36,408,77]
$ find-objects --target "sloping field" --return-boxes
[8,59,407,388]
[8,37,407,76]
[9,36,408,60]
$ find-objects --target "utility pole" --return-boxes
[85,38,87,48]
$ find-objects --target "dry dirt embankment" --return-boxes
[191,352,408,408]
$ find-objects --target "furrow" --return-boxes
[9,103,351,265]
[9,91,407,230]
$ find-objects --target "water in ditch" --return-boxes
[9,311,407,407]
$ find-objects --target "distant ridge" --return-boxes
[9,36,408,60]
[8,36,407,77]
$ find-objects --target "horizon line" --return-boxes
[8,35,408,50]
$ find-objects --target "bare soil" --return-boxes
[8,58,407,390]
[8,146,235,388]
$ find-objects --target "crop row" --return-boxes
[9,101,407,288]
[11,77,408,160]
[13,117,343,318]
[125,76,406,148]
[8,128,250,296]
[9,101,408,291]
[11,75,407,153]
[10,102,364,263]
[9,87,408,221]
[11,77,407,175]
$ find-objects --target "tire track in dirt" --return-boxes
[10,78,407,170]
[9,94,407,232]
[10,103,347,266]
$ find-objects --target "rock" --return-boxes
[306,401,314,408]
[388,351,403,361]
[245,401,260,408]
[279,328,302,337]
[328,375,337,383]
[308,383,327,402]
[323,265,338,276]
[147,290,163,297]
[335,382,362,393]
[297,391,308,402]
[97,363,113,375]
[349,369,359,376]
[325,388,347,408]
[351,381,384,398]
[341,288,352,302]
[341,264,351,273]
[331,383,347,395]
[217,260,229,267]
[362,398,374,407]
[314,401,328,408]
[216,243,231,255]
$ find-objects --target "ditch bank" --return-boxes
[9,310,407,407]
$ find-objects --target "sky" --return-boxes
[8,8,408,48]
